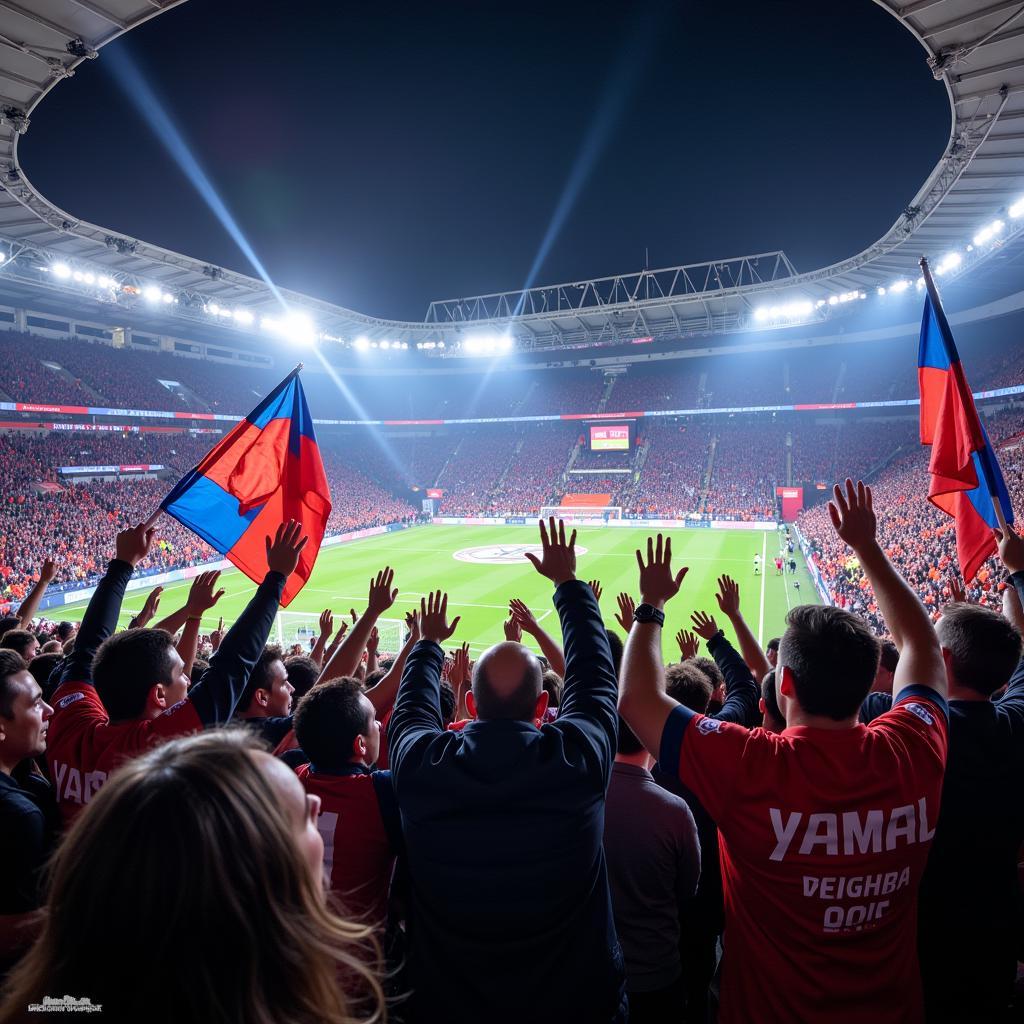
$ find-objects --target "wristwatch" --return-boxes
[633,603,665,627]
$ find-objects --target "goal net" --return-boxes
[274,613,407,657]
[539,506,623,523]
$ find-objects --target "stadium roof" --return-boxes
[0,0,1020,353]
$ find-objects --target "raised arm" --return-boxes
[317,568,397,683]
[15,559,56,628]
[829,479,945,701]
[618,534,689,758]
[389,591,460,779]
[994,524,1024,710]
[526,518,617,770]
[60,524,155,686]
[174,572,224,678]
[690,609,760,726]
[149,571,224,637]
[509,597,566,677]
[308,609,334,668]
[188,522,305,726]
[365,611,420,717]
[714,574,772,680]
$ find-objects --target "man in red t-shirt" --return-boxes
[292,676,402,927]
[47,521,307,824]
[619,480,948,1024]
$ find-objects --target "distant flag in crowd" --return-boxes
[159,365,331,605]
[917,258,1013,582]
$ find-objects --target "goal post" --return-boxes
[274,613,407,657]
[539,505,623,524]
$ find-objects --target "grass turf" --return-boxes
[57,524,818,657]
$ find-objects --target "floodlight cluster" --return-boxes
[462,333,514,355]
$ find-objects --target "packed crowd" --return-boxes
[0,485,1019,1024]
[3,315,1023,423]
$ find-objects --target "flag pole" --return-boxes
[141,362,305,533]
[920,254,1008,531]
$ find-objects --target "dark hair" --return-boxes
[606,630,624,679]
[691,656,724,692]
[0,649,27,717]
[439,681,456,726]
[878,639,900,674]
[779,605,880,720]
[363,669,386,689]
[541,670,562,708]
[766,637,781,652]
[29,652,62,700]
[190,659,209,687]
[93,628,177,722]
[293,678,370,771]
[238,645,285,713]
[0,629,36,659]
[473,654,542,721]
[761,670,783,727]
[285,655,320,702]
[0,615,21,639]
[56,622,76,641]
[616,713,644,755]
[666,662,713,713]
[937,602,1023,697]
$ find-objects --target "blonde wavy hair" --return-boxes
[0,729,385,1024]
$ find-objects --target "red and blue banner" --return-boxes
[160,366,331,605]
[918,268,1013,582]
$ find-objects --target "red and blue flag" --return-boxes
[918,268,1013,582]
[160,366,331,605]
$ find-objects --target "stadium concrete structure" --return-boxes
[0,1,1018,357]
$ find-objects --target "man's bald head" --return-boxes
[471,641,544,721]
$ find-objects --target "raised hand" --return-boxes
[946,574,967,605]
[994,521,1024,575]
[588,579,603,603]
[615,592,636,633]
[116,522,157,568]
[503,615,522,642]
[451,641,471,689]
[404,609,421,643]
[185,570,225,617]
[367,567,398,618]
[508,598,540,636]
[366,626,380,656]
[318,609,335,640]
[265,520,308,577]
[676,628,700,660]
[828,479,876,552]
[130,586,163,629]
[524,517,577,586]
[38,558,57,584]
[690,610,720,641]
[420,590,461,644]
[636,534,688,608]
[209,616,225,652]
[715,575,741,618]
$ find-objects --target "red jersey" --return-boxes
[295,763,401,927]
[47,680,203,825]
[660,685,947,1024]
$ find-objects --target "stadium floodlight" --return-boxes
[354,336,370,351]
[464,332,512,355]
[1009,197,1024,219]
[877,287,886,296]
[916,277,925,289]
[827,295,839,306]
[143,285,162,302]
[233,308,254,325]
[754,306,770,322]
[0,253,6,265]
[972,220,1004,247]
[380,340,391,350]
[162,292,174,304]
[83,272,94,284]
[814,299,826,308]
[72,271,84,282]
[51,263,71,280]
[209,302,222,316]
[936,252,961,276]
[889,279,910,293]
[97,275,113,288]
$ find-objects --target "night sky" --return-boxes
[22,0,950,322]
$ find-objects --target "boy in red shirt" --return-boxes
[47,520,307,824]
[619,480,947,1024]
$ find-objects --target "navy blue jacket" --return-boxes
[389,579,625,1024]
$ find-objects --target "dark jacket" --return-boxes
[389,579,625,1024]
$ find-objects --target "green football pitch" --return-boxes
[57,524,818,657]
